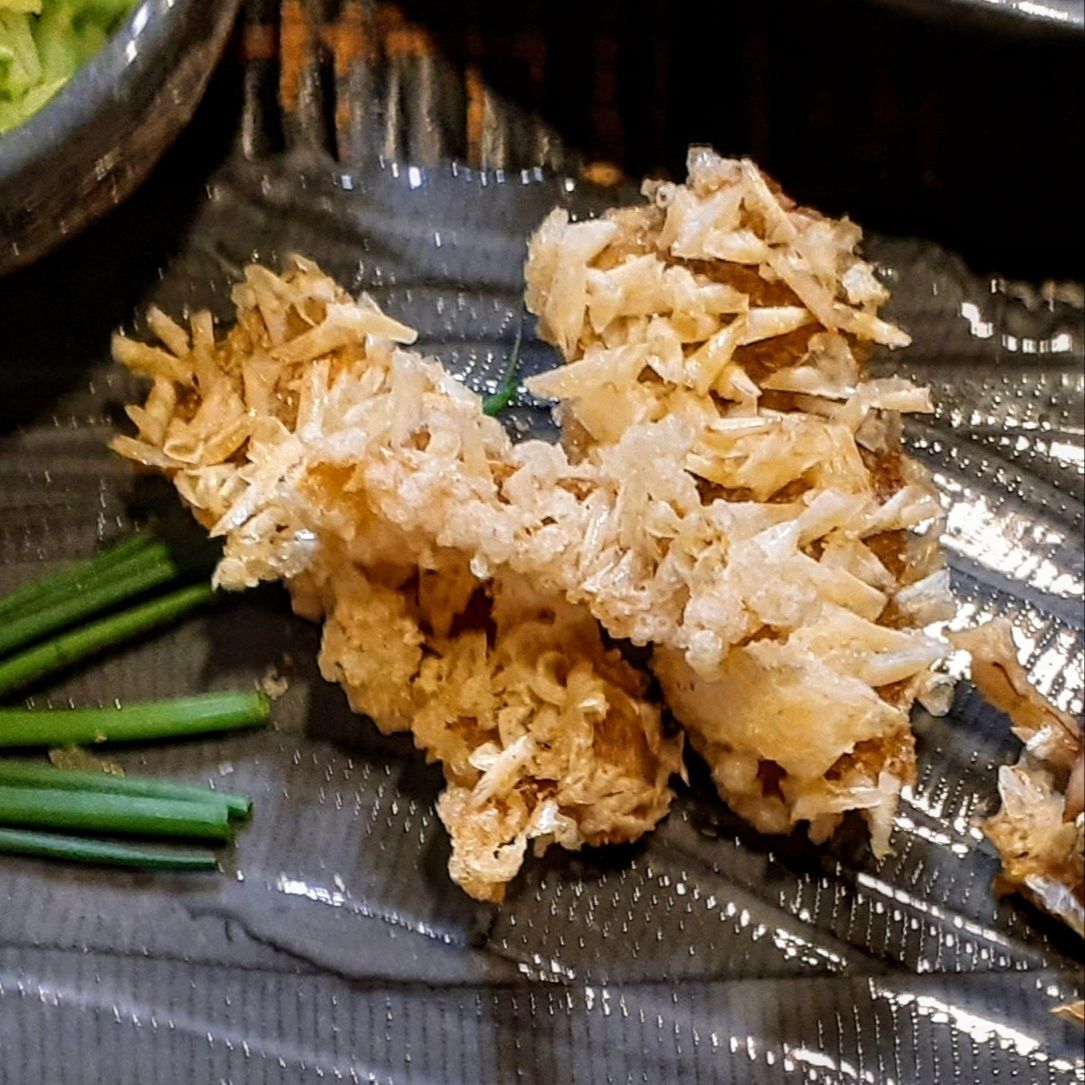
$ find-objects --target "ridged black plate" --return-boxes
[0,5,1081,1083]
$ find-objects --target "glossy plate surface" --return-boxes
[871,0,1083,31]
[0,9,1081,1084]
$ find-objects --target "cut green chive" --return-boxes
[0,827,218,871]
[0,583,216,698]
[0,784,231,840]
[0,534,153,621]
[0,543,188,657]
[0,761,253,820]
[0,691,268,752]
[482,313,525,416]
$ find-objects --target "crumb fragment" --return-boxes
[952,620,1084,937]
[259,665,290,701]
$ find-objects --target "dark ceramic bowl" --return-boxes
[0,0,240,276]
[871,0,1083,32]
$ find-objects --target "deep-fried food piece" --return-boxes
[306,558,681,902]
[1054,1000,1085,1025]
[112,152,960,883]
[105,148,1083,912]
[524,147,953,852]
[952,620,1084,936]
[111,258,682,901]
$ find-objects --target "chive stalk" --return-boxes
[0,583,216,698]
[0,542,187,656]
[0,534,153,620]
[0,761,253,820]
[0,827,218,871]
[482,314,524,416]
[0,691,267,751]
[0,784,231,840]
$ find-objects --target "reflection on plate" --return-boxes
[0,26,1081,1085]
[870,0,1083,32]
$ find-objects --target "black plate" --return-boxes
[871,0,1083,32]
[0,8,1082,1084]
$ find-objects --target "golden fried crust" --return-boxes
[525,148,950,854]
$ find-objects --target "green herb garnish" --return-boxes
[0,582,216,697]
[0,827,218,871]
[0,692,268,757]
[482,313,525,416]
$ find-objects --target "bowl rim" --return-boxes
[862,0,1082,34]
[0,0,197,184]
